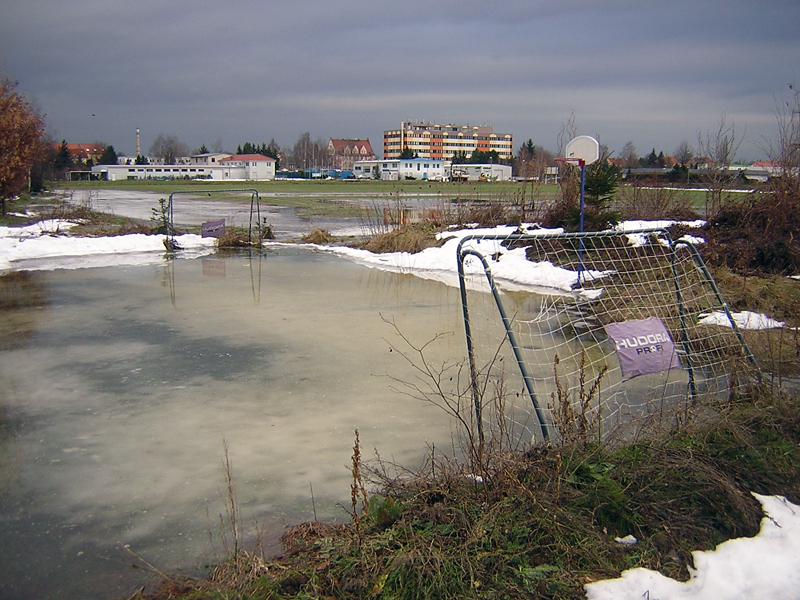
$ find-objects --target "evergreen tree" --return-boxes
[399,146,416,159]
[134,154,148,165]
[54,140,73,172]
[641,148,659,167]
[98,145,118,165]
[468,149,500,164]
[581,159,621,230]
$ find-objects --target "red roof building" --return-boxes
[54,142,105,163]
[327,138,375,170]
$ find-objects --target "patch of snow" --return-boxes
[585,494,800,600]
[319,224,613,296]
[614,535,638,546]
[615,220,705,248]
[698,310,785,330]
[0,224,216,272]
[678,234,705,245]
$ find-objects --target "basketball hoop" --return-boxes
[557,135,600,288]
[563,135,599,165]
[554,157,585,166]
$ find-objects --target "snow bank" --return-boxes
[322,224,613,295]
[585,494,800,600]
[0,224,216,272]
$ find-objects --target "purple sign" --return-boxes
[604,317,681,379]
[201,219,225,238]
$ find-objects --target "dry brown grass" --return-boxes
[301,228,334,244]
[215,229,254,249]
[361,222,443,254]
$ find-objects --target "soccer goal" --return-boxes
[456,227,758,444]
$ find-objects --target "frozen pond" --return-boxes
[69,189,427,240]
[0,249,470,599]
[63,189,367,240]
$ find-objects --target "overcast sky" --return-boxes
[1,0,797,161]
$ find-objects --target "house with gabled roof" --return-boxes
[54,142,105,163]
[218,154,276,180]
[328,138,375,170]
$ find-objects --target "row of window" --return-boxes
[127,167,207,173]
[356,162,443,171]
[125,163,267,173]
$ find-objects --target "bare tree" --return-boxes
[696,114,743,216]
[549,113,580,225]
[149,133,189,165]
[291,132,312,170]
[620,141,638,169]
[764,83,800,198]
[289,132,331,172]
[673,140,694,166]
[556,111,577,157]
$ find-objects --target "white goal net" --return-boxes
[456,228,758,444]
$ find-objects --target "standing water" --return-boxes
[0,248,467,599]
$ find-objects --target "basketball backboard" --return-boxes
[564,135,600,165]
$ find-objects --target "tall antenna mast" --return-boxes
[136,128,141,156]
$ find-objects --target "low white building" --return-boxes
[353,159,511,182]
[92,154,276,181]
[189,152,232,165]
[353,158,446,181]
[218,154,276,180]
[449,163,513,182]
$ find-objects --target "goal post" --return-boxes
[456,228,759,443]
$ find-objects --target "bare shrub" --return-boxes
[696,114,744,217]
[617,183,697,220]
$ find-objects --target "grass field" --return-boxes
[53,178,763,220]
[56,178,531,197]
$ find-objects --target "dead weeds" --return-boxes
[361,222,444,254]
[127,385,800,600]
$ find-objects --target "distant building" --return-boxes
[327,138,375,170]
[217,154,276,180]
[92,154,275,181]
[449,163,513,182]
[383,122,513,161]
[354,158,446,181]
[55,142,105,163]
[189,152,232,165]
[353,159,512,182]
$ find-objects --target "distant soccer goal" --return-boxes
[456,228,758,444]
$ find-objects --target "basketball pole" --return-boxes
[559,135,598,289]
[555,155,588,288]
[578,158,586,288]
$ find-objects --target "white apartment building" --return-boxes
[383,122,513,161]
